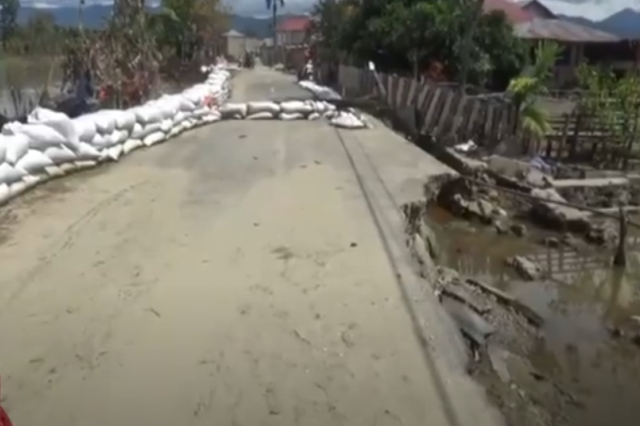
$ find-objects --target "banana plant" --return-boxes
[507,40,561,136]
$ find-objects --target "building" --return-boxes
[222,30,262,61]
[275,16,311,47]
[518,0,639,85]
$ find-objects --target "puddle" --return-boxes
[427,204,640,426]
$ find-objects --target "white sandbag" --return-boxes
[123,139,144,155]
[143,131,166,147]
[0,139,6,163]
[75,160,98,170]
[220,103,247,119]
[179,96,197,112]
[330,112,366,129]
[28,107,69,123]
[45,165,65,178]
[279,112,305,120]
[3,122,69,151]
[106,129,129,146]
[312,101,326,114]
[22,174,44,189]
[26,112,82,152]
[107,145,124,161]
[76,142,101,160]
[115,110,137,131]
[15,149,54,174]
[72,116,98,142]
[92,110,119,134]
[202,114,221,124]
[59,163,78,173]
[0,162,27,184]
[0,183,10,205]
[192,108,210,119]
[2,134,30,164]
[44,146,78,164]
[131,122,162,140]
[9,181,28,198]
[247,112,275,120]
[280,100,314,115]
[160,119,173,133]
[308,112,321,120]
[133,105,163,124]
[247,101,281,115]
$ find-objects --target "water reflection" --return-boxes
[427,206,640,426]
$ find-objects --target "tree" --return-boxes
[311,0,526,88]
[266,0,284,48]
[0,0,19,48]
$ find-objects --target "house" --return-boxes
[520,0,639,76]
[514,18,622,86]
[222,30,262,60]
[275,16,311,47]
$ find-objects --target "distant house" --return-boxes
[519,0,639,85]
[275,16,311,46]
[222,30,262,60]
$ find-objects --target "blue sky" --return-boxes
[18,0,640,21]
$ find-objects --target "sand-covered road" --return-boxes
[0,68,500,426]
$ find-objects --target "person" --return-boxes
[55,68,99,118]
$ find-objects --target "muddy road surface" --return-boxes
[0,68,495,425]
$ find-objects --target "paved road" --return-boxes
[0,68,500,426]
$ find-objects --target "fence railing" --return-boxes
[317,64,518,149]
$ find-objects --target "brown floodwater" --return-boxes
[427,204,640,426]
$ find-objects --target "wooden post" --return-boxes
[613,204,627,268]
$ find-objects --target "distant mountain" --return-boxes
[17,5,310,39]
[557,8,640,39]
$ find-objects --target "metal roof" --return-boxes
[514,18,620,42]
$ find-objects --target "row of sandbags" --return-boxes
[219,100,369,129]
[0,66,232,204]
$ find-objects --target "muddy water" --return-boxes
[427,205,640,426]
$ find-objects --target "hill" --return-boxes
[17,5,309,39]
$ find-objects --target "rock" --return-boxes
[494,221,509,234]
[542,236,561,248]
[466,198,498,223]
[529,187,591,230]
[585,221,618,246]
[510,223,527,237]
[506,255,544,280]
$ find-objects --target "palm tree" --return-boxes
[266,0,284,48]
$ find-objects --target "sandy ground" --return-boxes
[0,68,499,426]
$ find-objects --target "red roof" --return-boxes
[483,0,534,24]
[276,16,311,32]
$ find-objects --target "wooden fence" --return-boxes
[319,64,518,148]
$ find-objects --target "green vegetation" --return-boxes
[507,41,562,136]
[308,0,528,90]
[576,63,640,167]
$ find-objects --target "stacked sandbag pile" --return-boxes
[296,80,369,130]
[0,65,232,205]
[219,99,369,129]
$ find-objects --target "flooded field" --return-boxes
[427,204,640,426]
